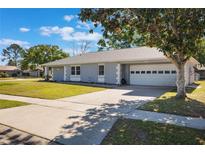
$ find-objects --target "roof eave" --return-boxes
[42,58,170,67]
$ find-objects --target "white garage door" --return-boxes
[130,64,177,86]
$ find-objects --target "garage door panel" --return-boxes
[52,67,64,81]
[130,64,177,86]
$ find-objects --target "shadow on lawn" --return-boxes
[140,94,205,118]
[53,99,149,145]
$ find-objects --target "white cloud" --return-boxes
[64,15,75,22]
[0,38,30,48]
[39,26,101,41]
[19,27,30,32]
[76,21,91,30]
[71,32,101,41]
[40,26,74,40]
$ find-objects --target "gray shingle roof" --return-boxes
[42,47,171,66]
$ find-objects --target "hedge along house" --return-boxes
[42,47,200,86]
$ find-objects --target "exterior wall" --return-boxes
[80,64,98,83]
[51,63,118,84]
[44,66,48,77]
[120,64,130,84]
[104,63,118,84]
[50,60,198,86]
[124,64,130,84]
[29,70,42,77]
[29,71,38,77]
[64,65,70,81]
[52,67,64,81]
[67,63,118,84]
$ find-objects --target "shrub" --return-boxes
[45,75,52,81]
[0,72,9,78]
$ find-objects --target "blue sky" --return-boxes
[0,8,102,65]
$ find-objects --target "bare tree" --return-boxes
[80,40,92,54]
[71,40,92,56]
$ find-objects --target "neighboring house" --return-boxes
[22,67,43,77]
[43,47,200,86]
[0,66,22,77]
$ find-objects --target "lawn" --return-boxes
[139,80,205,118]
[0,79,106,99]
[0,99,29,109]
[0,77,15,80]
[0,77,42,80]
[102,118,205,145]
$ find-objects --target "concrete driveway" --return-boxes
[0,86,170,145]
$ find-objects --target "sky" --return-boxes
[0,8,102,65]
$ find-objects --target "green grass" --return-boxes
[102,119,205,145]
[0,99,29,109]
[0,77,15,80]
[0,79,106,99]
[0,77,43,80]
[139,80,205,118]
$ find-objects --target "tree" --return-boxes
[195,39,205,66]
[1,44,25,66]
[80,40,92,54]
[80,8,205,99]
[21,45,69,70]
[71,40,92,55]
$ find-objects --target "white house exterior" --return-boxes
[43,47,200,86]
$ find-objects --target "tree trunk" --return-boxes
[176,63,186,99]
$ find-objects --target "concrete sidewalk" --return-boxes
[124,110,205,130]
[0,94,100,112]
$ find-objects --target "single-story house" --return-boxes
[42,47,200,86]
[0,66,22,77]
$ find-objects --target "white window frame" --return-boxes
[98,64,105,76]
[70,65,81,81]
[98,64,105,83]
[70,65,80,76]
[71,66,75,75]
[76,66,81,76]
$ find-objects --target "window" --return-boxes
[152,71,157,74]
[130,71,135,74]
[141,71,145,74]
[76,66,80,75]
[71,66,75,75]
[99,65,104,76]
[171,70,176,74]
[71,66,80,75]
[146,71,151,74]
[165,70,170,74]
[136,71,140,74]
[158,70,163,74]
